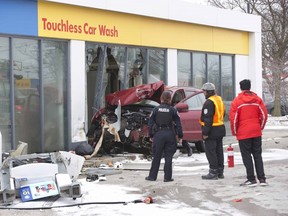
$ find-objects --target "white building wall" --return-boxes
[70,40,86,142]
[234,55,249,95]
[234,32,262,97]
[167,49,178,86]
[249,32,262,96]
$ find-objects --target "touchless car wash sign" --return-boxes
[38,1,135,45]
[41,18,119,37]
[37,1,248,54]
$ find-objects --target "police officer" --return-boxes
[145,91,183,182]
[200,82,226,180]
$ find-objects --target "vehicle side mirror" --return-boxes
[175,102,188,112]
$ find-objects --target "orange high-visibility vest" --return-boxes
[200,95,225,126]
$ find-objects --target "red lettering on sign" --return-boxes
[98,25,118,37]
[83,23,97,35]
[41,18,119,37]
[41,18,82,33]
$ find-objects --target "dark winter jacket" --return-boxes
[148,103,183,138]
[200,95,226,139]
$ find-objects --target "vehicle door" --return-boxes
[171,89,185,107]
[178,92,205,141]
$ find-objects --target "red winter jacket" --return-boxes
[229,90,268,140]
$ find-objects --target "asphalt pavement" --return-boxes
[1,125,288,216]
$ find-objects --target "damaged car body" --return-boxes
[85,81,204,156]
[86,81,164,156]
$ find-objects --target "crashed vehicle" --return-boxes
[86,81,164,156]
[86,81,204,156]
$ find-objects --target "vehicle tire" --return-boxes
[195,140,205,152]
[269,108,274,115]
[281,106,288,116]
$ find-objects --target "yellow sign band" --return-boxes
[38,1,248,55]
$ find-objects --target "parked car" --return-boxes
[86,81,205,156]
[262,91,288,116]
[280,96,288,115]
[263,91,274,115]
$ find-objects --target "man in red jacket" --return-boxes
[229,79,268,187]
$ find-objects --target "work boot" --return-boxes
[202,169,218,180]
[187,146,192,157]
[218,173,224,179]
[182,140,192,157]
[218,168,224,179]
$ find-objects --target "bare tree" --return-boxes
[208,0,288,116]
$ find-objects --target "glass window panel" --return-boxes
[43,40,68,152]
[127,47,144,87]
[86,44,106,120]
[171,90,185,106]
[177,51,191,86]
[148,49,165,84]
[108,46,126,90]
[193,53,206,89]
[1,37,69,154]
[185,93,205,110]
[12,38,40,153]
[0,37,11,151]
[207,54,220,93]
[105,46,124,94]
[221,55,233,101]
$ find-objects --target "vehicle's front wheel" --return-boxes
[195,140,205,152]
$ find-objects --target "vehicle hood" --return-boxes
[106,81,165,106]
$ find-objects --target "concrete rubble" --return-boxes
[0,137,155,206]
[0,140,85,204]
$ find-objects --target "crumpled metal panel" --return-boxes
[106,81,164,106]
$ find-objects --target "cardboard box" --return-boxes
[19,181,59,202]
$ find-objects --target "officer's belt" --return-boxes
[158,125,170,130]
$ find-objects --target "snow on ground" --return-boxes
[3,116,288,216]
[265,115,288,129]
[46,147,288,215]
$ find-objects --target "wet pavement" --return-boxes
[1,125,288,216]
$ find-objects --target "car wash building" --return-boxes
[0,0,261,153]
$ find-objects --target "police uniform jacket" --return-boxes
[200,95,226,139]
[148,103,183,138]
